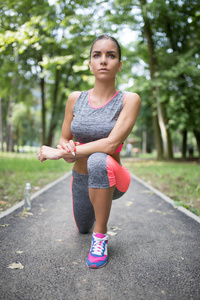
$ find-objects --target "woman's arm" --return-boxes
[106,92,141,152]
[59,91,82,162]
[37,91,81,163]
[60,92,140,157]
[58,91,81,152]
[38,92,141,162]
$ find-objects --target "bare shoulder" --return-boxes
[65,91,82,111]
[124,92,141,104]
[68,91,82,103]
[123,92,141,108]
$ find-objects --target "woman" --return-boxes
[37,35,141,269]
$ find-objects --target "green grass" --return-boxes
[1,152,200,218]
[0,152,72,212]
[122,158,200,216]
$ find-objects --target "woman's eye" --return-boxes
[109,55,115,59]
[93,54,99,58]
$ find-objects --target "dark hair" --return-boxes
[90,35,121,61]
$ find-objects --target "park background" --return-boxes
[0,0,199,216]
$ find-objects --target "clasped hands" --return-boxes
[37,140,80,163]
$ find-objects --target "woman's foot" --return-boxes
[86,233,108,268]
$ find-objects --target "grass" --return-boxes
[0,152,72,212]
[122,157,200,216]
[1,152,200,218]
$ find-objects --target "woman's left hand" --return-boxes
[37,146,62,163]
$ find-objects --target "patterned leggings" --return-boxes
[71,153,131,233]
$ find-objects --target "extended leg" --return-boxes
[71,170,95,233]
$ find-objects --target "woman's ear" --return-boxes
[89,61,93,71]
[118,61,122,72]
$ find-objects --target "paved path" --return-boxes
[0,172,200,300]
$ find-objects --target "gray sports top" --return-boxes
[70,90,126,150]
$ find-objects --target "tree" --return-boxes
[1,0,199,157]
[107,0,200,158]
[0,0,99,148]
[149,0,200,157]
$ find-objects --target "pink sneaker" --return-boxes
[86,233,108,268]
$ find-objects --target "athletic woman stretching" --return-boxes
[37,35,141,268]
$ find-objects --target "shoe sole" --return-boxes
[86,261,107,269]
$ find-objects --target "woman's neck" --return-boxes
[91,80,117,104]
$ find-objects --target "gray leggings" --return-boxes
[71,153,131,233]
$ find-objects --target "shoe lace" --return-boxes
[91,235,108,256]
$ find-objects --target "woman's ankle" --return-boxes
[93,226,107,235]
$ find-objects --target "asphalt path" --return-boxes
[0,172,200,300]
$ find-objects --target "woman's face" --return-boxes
[89,39,122,81]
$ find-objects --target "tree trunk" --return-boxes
[157,101,167,155]
[0,98,3,151]
[193,130,200,158]
[47,68,60,146]
[139,0,174,160]
[152,111,163,160]
[146,129,153,153]
[40,72,46,145]
[157,99,173,159]
[142,126,147,154]
[166,126,173,159]
[6,98,13,151]
[165,15,189,160]
[139,0,163,159]
[182,130,187,159]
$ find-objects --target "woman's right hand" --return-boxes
[57,141,79,163]
[59,139,78,156]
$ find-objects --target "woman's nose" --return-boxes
[100,55,107,65]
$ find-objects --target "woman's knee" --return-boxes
[87,152,108,174]
[87,153,111,189]
[77,220,95,234]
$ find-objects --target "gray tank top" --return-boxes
[70,90,126,144]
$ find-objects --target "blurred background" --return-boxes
[0,0,199,159]
[0,0,200,215]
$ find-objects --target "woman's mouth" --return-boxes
[99,68,108,71]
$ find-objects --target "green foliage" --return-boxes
[0,0,200,157]
[0,152,72,211]
[122,158,200,216]
[0,0,98,147]
[109,0,200,155]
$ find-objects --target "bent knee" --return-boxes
[87,152,108,173]
[87,153,111,188]
[78,225,94,234]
